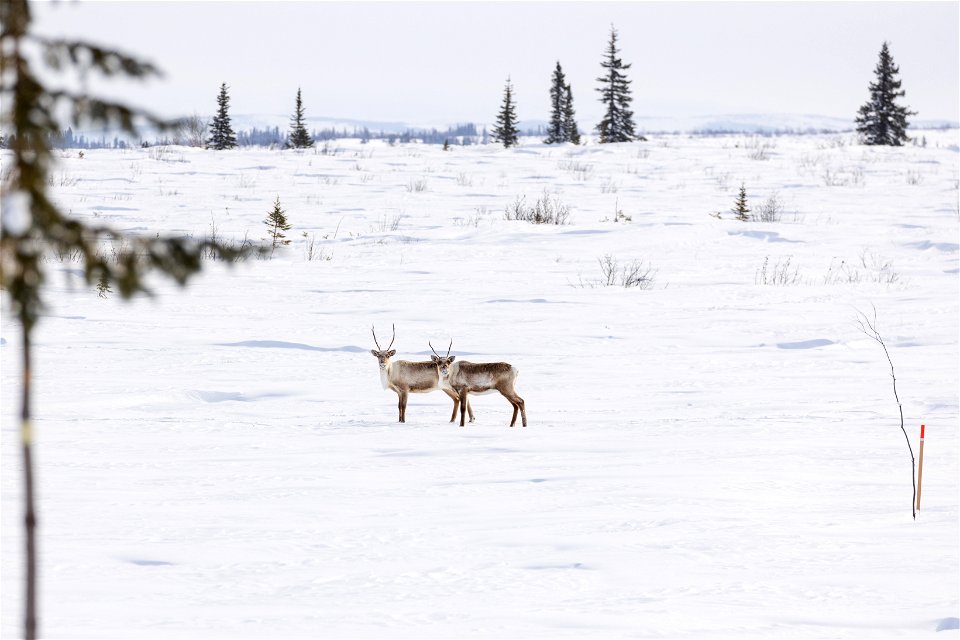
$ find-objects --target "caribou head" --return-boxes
[428,339,456,377]
[370,324,397,371]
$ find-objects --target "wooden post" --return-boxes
[916,424,925,513]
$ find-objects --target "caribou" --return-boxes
[430,340,526,428]
[370,325,474,423]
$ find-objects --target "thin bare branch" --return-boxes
[856,305,916,520]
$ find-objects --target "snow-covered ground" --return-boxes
[2,131,958,638]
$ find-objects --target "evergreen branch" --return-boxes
[34,36,163,79]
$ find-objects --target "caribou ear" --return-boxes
[449,355,456,362]
[430,355,440,363]
[370,349,379,356]
[386,350,396,357]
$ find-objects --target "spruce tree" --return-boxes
[207,82,237,150]
[562,84,581,145]
[732,183,751,221]
[545,62,567,144]
[288,88,313,149]
[596,25,637,144]
[855,42,915,146]
[492,78,519,148]
[264,196,292,254]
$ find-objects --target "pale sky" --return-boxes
[31,1,960,128]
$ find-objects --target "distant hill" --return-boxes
[21,112,957,150]
[233,112,957,137]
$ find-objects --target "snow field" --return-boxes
[2,131,958,638]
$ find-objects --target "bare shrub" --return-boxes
[797,153,823,173]
[905,170,923,186]
[600,176,619,193]
[406,178,428,193]
[714,172,732,191]
[601,199,632,223]
[317,141,341,156]
[756,256,801,286]
[374,213,403,232]
[578,255,655,289]
[754,192,784,223]
[173,113,208,147]
[823,250,900,285]
[504,191,570,225]
[48,172,77,187]
[453,207,489,228]
[557,158,594,181]
[822,165,865,187]
[302,232,332,261]
[745,137,775,160]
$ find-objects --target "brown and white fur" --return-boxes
[431,341,526,428]
[371,325,474,423]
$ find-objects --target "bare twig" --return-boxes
[856,304,916,520]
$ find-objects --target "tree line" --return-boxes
[491,27,917,148]
[1,27,920,153]
[209,29,918,150]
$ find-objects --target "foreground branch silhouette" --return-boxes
[1,2,264,637]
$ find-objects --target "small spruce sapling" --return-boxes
[96,275,112,298]
[264,196,292,255]
[732,183,751,221]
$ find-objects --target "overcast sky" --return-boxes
[31,1,960,127]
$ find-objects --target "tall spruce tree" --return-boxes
[207,82,237,150]
[492,78,519,148]
[288,88,313,149]
[855,42,915,146]
[545,62,580,145]
[562,84,581,145]
[596,25,637,144]
[545,62,567,144]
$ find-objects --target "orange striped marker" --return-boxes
[916,424,925,513]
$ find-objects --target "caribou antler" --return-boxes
[429,339,453,359]
[372,324,395,351]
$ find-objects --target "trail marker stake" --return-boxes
[916,424,925,513]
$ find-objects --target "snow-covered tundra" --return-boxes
[2,130,958,638]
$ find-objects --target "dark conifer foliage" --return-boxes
[545,62,581,145]
[288,88,313,149]
[855,42,915,146]
[492,78,519,148]
[264,196,292,255]
[545,62,567,144]
[563,84,581,145]
[596,25,637,144]
[207,82,237,150]
[732,183,751,221]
